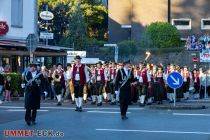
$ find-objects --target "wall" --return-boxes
[0,0,37,39]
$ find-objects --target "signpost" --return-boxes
[39,5,54,46]
[40,32,54,39]
[167,72,183,106]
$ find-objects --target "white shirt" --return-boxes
[70,64,90,83]
[31,71,37,78]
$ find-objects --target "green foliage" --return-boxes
[144,22,181,48]
[60,1,87,50]
[2,73,22,95]
[117,40,139,57]
[38,0,108,46]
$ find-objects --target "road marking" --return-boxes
[87,111,131,114]
[0,106,144,110]
[173,113,210,117]
[96,129,210,135]
[7,109,49,112]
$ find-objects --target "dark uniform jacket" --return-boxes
[115,68,135,104]
[24,71,44,110]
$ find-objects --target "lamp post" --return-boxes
[104,44,118,63]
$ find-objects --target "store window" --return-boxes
[172,18,191,30]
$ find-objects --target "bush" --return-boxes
[2,73,22,96]
[144,22,181,48]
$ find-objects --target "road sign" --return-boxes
[40,11,54,20]
[167,72,183,106]
[167,72,183,89]
[193,57,198,63]
[40,32,54,39]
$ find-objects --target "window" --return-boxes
[11,0,23,28]
[172,19,191,30]
[201,19,210,30]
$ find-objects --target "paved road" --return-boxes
[1,101,210,140]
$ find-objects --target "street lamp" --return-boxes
[104,44,118,63]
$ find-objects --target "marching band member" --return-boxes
[137,63,151,106]
[94,61,107,106]
[24,63,44,126]
[52,63,65,106]
[70,55,90,112]
[181,66,192,100]
[192,68,200,99]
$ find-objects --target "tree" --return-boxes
[38,0,108,46]
[144,22,181,48]
[60,1,87,50]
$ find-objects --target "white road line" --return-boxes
[96,129,210,135]
[0,106,144,110]
[7,109,49,112]
[173,113,210,117]
[87,111,131,114]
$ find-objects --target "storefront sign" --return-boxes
[0,21,9,35]
[40,11,54,20]
[67,51,86,57]
[200,48,210,62]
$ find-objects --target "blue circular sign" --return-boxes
[167,72,183,89]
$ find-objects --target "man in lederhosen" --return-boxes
[137,63,151,106]
[24,63,44,126]
[70,55,89,112]
[108,62,117,105]
[115,60,135,120]
[94,61,107,106]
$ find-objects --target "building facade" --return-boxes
[108,0,210,43]
[0,0,67,72]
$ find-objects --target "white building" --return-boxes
[0,0,38,39]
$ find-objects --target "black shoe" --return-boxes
[84,100,87,103]
[169,101,173,103]
[32,121,37,125]
[121,116,128,120]
[107,100,111,103]
[97,103,102,106]
[75,107,79,111]
[147,103,152,105]
[26,121,31,126]
[79,107,82,112]
[139,103,145,107]
[57,102,62,106]
[91,101,96,105]
[110,102,116,105]
[71,101,75,104]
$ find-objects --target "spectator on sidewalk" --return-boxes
[4,75,11,102]
[0,68,4,104]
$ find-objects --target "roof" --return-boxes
[0,38,72,51]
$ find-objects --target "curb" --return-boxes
[149,105,207,110]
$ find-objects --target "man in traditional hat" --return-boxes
[115,60,135,120]
[70,55,89,111]
[24,63,44,126]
